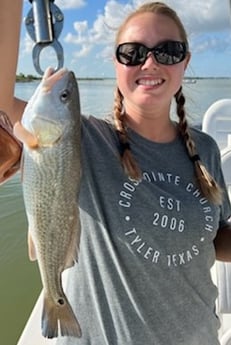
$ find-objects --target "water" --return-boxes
[1,78,230,345]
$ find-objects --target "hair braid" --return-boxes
[113,87,142,181]
[175,87,223,204]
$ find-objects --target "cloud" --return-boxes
[191,32,231,54]
[63,0,133,62]
[20,34,34,56]
[64,0,133,45]
[65,21,89,45]
[167,0,231,34]
[73,44,93,58]
[55,0,86,10]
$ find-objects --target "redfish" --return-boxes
[14,68,82,338]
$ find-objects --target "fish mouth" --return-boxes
[42,67,69,92]
[43,67,68,79]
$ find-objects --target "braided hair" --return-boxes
[175,88,222,204]
[113,2,223,204]
[114,87,142,181]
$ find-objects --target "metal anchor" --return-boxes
[25,0,64,75]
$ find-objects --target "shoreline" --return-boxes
[16,75,231,83]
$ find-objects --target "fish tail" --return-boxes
[42,294,82,338]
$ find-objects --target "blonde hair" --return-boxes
[113,1,222,204]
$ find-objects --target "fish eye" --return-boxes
[60,89,70,102]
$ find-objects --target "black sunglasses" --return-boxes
[116,40,187,66]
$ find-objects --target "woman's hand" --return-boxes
[0,112,22,184]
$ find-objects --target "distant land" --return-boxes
[16,73,40,82]
[16,73,231,82]
[16,73,106,82]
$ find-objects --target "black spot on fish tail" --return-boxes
[58,298,65,305]
[42,294,82,338]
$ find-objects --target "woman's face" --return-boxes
[114,12,190,116]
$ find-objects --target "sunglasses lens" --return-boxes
[116,41,187,66]
[154,41,186,64]
[116,43,147,66]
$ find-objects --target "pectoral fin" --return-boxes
[28,231,37,261]
[13,121,38,149]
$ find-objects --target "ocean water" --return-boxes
[1,78,231,345]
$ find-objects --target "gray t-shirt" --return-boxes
[57,115,231,345]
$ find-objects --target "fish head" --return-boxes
[21,67,80,148]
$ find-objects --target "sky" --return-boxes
[17,0,231,78]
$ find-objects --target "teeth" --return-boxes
[138,79,163,86]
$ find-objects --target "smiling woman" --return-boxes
[113,3,224,206]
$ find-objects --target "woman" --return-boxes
[1,2,231,344]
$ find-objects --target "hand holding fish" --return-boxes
[0,111,22,184]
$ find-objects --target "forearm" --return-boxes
[214,224,231,261]
[0,0,24,123]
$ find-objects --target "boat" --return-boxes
[203,99,231,345]
[183,78,197,84]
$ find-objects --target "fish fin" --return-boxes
[42,293,82,338]
[20,152,24,183]
[28,231,37,261]
[30,117,63,147]
[13,121,38,149]
[64,217,81,269]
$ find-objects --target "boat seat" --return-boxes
[202,99,231,151]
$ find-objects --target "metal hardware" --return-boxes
[25,0,64,75]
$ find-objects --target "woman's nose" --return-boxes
[141,52,159,69]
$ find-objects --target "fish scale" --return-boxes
[14,68,82,339]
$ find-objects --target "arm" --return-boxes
[214,223,231,261]
[0,0,26,123]
[0,1,26,183]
